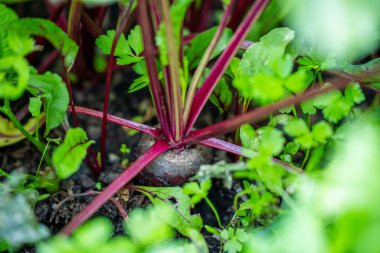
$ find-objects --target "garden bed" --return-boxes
[1,1,380,253]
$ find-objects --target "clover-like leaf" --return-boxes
[344,82,365,105]
[284,119,309,137]
[259,127,285,156]
[240,124,257,150]
[221,228,249,253]
[183,179,212,205]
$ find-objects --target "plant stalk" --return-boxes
[69,106,161,137]
[157,0,184,142]
[183,0,236,125]
[81,11,103,38]
[62,58,101,176]
[184,0,270,135]
[100,1,134,169]
[137,0,172,141]
[205,197,223,228]
[199,137,303,174]
[67,0,82,43]
[1,98,50,164]
[185,79,349,145]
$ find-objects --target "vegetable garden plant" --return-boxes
[1,0,380,252]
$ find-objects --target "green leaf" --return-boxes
[250,74,286,103]
[7,28,35,56]
[233,27,313,104]
[312,88,342,109]
[284,120,332,150]
[225,57,240,78]
[284,141,300,155]
[8,18,78,70]
[301,100,317,115]
[295,132,314,150]
[239,27,295,76]
[204,225,219,235]
[156,0,192,66]
[52,128,95,179]
[0,6,30,101]
[128,75,149,93]
[73,218,113,247]
[28,72,69,136]
[186,26,233,69]
[0,56,29,100]
[240,124,257,150]
[0,193,50,248]
[284,70,311,93]
[0,173,49,249]
[96,30,126,55]
[169,0,193,38]
[0,4,18,57]
[28,97,42,119]
[127,25,143,56]
[298,56,320,71]
[256,164,284,194]
[38,217,135,253]
[125,205,175,246]
[0,115,39,147]
[224,238,243,253]
[259,127,285,156]
[221,228,249,253]
[183,179,211,205]
[96,26,144,66]
[284,119,309,137]
[0,4,17,28]
[209,77,232,113]
[311,121,333,144]
[128,60,149,93]
[322,97,351,123]
[345,82,365,105]
[310,83,364,123]
[136,186,203,236]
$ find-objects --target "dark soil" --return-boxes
[1,65,236,252]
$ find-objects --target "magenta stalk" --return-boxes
[69,106,161,137]
[184,0,270,135]
[183,80,349,145]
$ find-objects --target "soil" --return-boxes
[0,65,237,252]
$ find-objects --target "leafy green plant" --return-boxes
[0,3,79,168]
[133,185,203,236]
[0,171,50,252]
[0,1,379,252]
[221,227,249,253]
[183,179,223,228]
[244,110,380,253]
[37,204,207,253]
